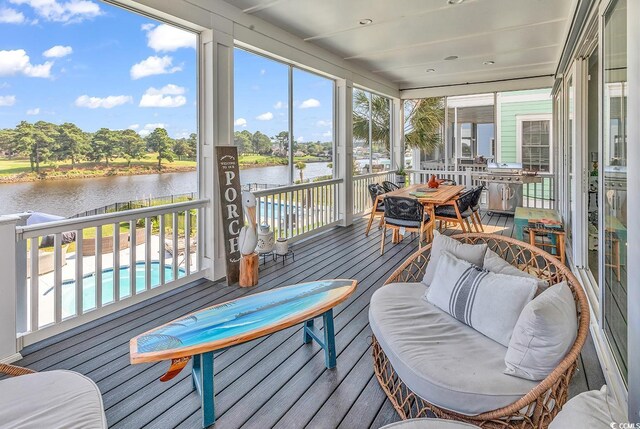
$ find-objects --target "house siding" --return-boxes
[500,98,553,163]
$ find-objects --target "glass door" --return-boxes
[586,46,600,291]
[565,74,575,246]
[602,0,628,383]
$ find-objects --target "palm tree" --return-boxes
[352,91,444,153]
[295,161,306,182]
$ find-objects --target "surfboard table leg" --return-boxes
[302,309,337,369]
[191,352,215,428]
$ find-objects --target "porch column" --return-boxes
[200,27,235,282]
[626,0,640,421]
[0,216,20,362]
[336,79,354,227]
[391,98,404,172]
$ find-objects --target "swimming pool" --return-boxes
[60,261,186,317]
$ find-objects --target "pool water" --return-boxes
[61,261,186,318]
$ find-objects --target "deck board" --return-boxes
[15,212,604,429]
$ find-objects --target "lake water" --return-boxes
[0,162,332,217]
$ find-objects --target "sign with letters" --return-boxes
[216,146,244,285]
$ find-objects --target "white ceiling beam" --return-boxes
[400,75,554,99]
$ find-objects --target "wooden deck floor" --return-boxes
[15,212,605,429]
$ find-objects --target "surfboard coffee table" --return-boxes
[130,279,358,427]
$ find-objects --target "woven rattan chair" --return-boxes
[372,233,589,429]
[365,183,387,236]
[0,363,35,377]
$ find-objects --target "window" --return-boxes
[403,98,445,169]
[517,115,552,172]
[234,48,334,187]
[352,88,391,175]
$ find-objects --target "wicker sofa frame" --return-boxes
[372,233,589,429]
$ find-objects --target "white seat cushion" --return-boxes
[0,370,107,429]
[381,418,479,428]
[370,282,537,416]
[549,386,627,428]
[422,231,488,286]
[483,249,549,294]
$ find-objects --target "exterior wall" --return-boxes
[499,90,553,163]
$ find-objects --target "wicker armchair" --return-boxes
[0,363,35,377]
[372,233,589,429]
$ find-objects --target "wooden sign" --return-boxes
[216,146,244,285]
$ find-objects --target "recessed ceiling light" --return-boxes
[359,18,373,25]
[426,68,436,73]
[483,60,495,65]
[447,0,465,4]
[444,55,459,61]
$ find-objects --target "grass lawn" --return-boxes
[239,153,328,167]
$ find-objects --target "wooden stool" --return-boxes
[526,227,566,264]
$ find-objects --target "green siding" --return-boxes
[500,99,553,163]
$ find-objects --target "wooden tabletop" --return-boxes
[384,184,466,206]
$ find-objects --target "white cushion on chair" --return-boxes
[425,252,537,347]
[504,281,577,381]
[369,282,537,416]
[0,370,107,429]
[381,418,479,428]
[422,231,487,286]
[549,386,627,428]
[483,249,549,294]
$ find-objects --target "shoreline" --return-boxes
[0,165,197,184]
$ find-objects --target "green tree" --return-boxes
[145,128,175,170]
[251,131,272,155]
[403,97,445,153]
[352,91,390,154]
[118,129,146,166]
[14,121,55,173]
[57,122,89,166]
[90,128,120,166]
[273,131,289,151]
[295,161,306,182]
[0,128,16,158]
[173,138,190,160]
[187,133,197,158]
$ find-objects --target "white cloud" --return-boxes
[0,82,9,89]
[0,95,16,106]
[299,98,320,109]
[128,124,139,130]
[256,112,273,121]
[43,45,72,58]
[26,107,40,115]
[234,118,247,127]
[139,84,186,108]
[75,94,132,109]
[130,55,181,80]
[140,23,154,31]
[143,23,196,52]
[9,0,101,23]
[273,101,284,109]
[323,131,332,138]
[296,136,304,143]
[316,120,332,127]
[260,69,266,76]
[0,49,52,78]
[139,122,166,137]
[0,7,25,23]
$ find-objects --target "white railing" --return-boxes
[520,173,556,209]
[407,169,475,188]
[353,170,397,215]
[254,178,342,241]
[14,199,208,344]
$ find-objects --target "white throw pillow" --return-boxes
[549,386,627,428]
[483,249,549,294]
[425,251,537,347]
[422,231,488,286]
[504,281,577,380]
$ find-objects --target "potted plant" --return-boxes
[395,164,407,187]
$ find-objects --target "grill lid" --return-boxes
[487,162,523,174]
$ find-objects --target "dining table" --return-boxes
[374,183,466,243]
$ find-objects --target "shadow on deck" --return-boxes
[14,212,605,429]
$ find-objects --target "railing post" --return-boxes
[14,213,30,335]
[0,215,21,362]
[336,79,354,227]
[465,167,472,187]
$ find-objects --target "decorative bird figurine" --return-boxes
[238,192,258,255]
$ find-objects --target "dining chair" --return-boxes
[381,180,400,192]
[434,187,475,233]
[380,196,432,255]
[365,183,386,236]
[469,185,485,232]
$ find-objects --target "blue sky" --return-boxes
[234,48,334,143]
[0,1,334,142]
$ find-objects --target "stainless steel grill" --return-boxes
[486,162,523,214]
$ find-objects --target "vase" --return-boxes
[256,223,275,254]
[274,238,289,255]
[395,174,406,187]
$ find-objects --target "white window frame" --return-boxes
[516,113,553,173]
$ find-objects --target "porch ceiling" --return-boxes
[222,0,575,90]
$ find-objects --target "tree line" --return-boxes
[0,121,197,172]
[233,130,332,158]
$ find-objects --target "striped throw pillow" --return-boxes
[425,251,538,347]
